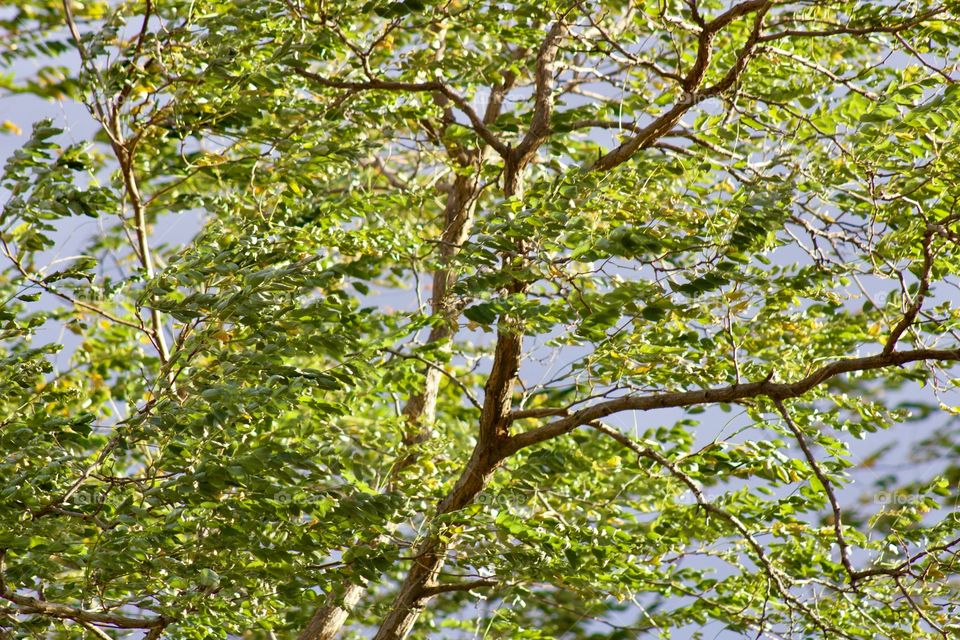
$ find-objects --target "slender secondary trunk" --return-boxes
[395,173,480,453]
[296,585,364,640]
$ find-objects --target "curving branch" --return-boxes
[586,420,856,639]
[503,347,960,455]
[0,590,166,632]
[757,7,945,42]
[774,399,856,583]
[517,20,568,155]
[591,0,772,172]
[884,227,935,353]
[503,18,568,194]
[63,0,171,365]
[589,2,947,173]
[385,347,482,412]
[292,67,509,156]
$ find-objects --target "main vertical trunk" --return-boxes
[371,329,522,639]
[372,442,507,640]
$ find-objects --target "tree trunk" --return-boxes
[372,443,506,640]
[296,584,364,640]
[372,331,521,639]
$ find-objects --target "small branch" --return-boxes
[686,0,705,27]
[61,0,111,134]
[369,157,410,191]
[63,0,171,365]
[893,575,949,639]
[0,237,148,333]
[592,1,772,172]
[31,397,159,522]
[773,399,856,583]
[0,590,165,630]
[116,149,170,365]
[894,32,955,84]
[566,118,643,133]
[115,0,155,109]
[385,348,482,411]
[586,421,854,639]
[763,45,880,100]
[419,578,498,598]
[77,621,114,640]
[853,535,960,581]
[292,67,509,156]
[502,17,568,194]
[757,8,945,42]
[884,228,934,354]
[483,63,519,125]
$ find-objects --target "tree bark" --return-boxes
[296,585,364,640]
[372,332,520,640]
[299,16,558,638]
[396,173,480,450]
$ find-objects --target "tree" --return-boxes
[2,0,960,638]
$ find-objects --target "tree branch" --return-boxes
[853,535,960,581]
[503,347,960,455]
[591,0,772,172]
[0,590,166,630]
[385,348,482,411]
[419,579,498,598]
[757,8,945,42]
[773,399,856,583]
[516,19,568,157]
[77,621,115,640]
[292,67,509,156]
[884,227,934,353]
[586,420,855,639]
[509,407,570,421]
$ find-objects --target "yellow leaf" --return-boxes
[1,120,22,135]
[939,403,960,416]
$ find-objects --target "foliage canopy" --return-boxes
[3,1,960,638]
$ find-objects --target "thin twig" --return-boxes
[385,348,482,411]
[773,399,856,583]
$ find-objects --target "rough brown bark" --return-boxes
[397,173,481,446]
[367,18,567,637]
[371,124,534,640]
[372,332,520,640]
[296,585,364,640]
